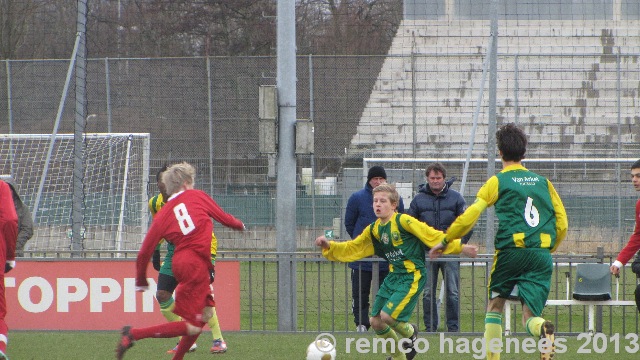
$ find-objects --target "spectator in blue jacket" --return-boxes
[344,165,404,332]
[407,162,471,332]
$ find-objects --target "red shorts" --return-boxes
[171,251,214,327]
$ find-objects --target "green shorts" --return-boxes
[489,248,552,316]
[371,270,426,322]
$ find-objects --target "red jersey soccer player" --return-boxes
[0,180,18,360]
[611,159,640,274]
[116,162,245,360]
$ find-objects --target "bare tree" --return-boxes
[302,0,402,55]
[2,0,402,59]
[0,0,47,59]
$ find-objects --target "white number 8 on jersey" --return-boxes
[174,203,196,235]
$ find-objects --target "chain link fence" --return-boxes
[2,16,640,255]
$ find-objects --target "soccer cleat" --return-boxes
[0,349,8,360]
[166,342,198,354]
[116,326,135,360]
[210,339,228,354]
[401,323,418,360]
[539,321,556,360]
[356,325,368,333]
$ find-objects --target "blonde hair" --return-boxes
[162,162,196,196]
[372,183,399,205]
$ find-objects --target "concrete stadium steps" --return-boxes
[349,19,640,157]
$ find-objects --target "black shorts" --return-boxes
[157,273,179,293]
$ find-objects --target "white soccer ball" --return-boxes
[306,339,336,360]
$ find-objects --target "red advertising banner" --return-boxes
[5,260,240,331]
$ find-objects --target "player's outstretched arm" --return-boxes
[315,235,330,250]
[610,264,620,275]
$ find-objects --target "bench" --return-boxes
[504,263,637,335]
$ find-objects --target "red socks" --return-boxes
[130,321,188,340]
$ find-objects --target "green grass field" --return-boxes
[9,330,640,359]
[8,258,639,359]
[239,260,640,334]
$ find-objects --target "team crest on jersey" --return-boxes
[380,233,390,244]
[391,231,400,242]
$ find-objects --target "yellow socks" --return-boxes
[484,312,503,360]
[159,298,181,322]
[208,307,223,340]
[525,316,545,337]
[390,320,414,339]
[375,325,406,360]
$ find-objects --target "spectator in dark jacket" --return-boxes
[407,163,471,332]
[0,176,34,257]
[344,166,404,332]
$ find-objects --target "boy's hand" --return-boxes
[315,235,330,250]
[429,243,445,259]
[461,244,479,258]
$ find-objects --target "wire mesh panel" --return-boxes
[364,157,639,255]
[0,133,150,253]
[1,1,640,257]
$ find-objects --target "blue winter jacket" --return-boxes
[406,180,472,246]
[344,183,405,271]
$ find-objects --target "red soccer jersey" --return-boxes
[136,189,243,287]
[0,181,18,262]
[616,199,640,265]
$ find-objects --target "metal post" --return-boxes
[486,0,499,253]
[5,61,14,177]
[514,55,519,125]
[276,0,297,331]
[460,36,493,197]
[72,0,89,255]
[309,54,316,228]
[207,57,215,195]
[596,246,604,333]
[616,52,622,248]
[32,34,81,223]
[105,58,115,221]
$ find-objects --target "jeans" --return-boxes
[351,268,388,328]
[423,260,460,332]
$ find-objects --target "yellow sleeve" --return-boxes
[148,194,166,246]
[210,232,218,260]
[548,180,568,253]
[398,214,463,254]
[322,226,375,262]
[148,193,164,218]
[148,197,156,216]
[445,176,496,242]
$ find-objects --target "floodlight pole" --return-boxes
[276,0,297,331]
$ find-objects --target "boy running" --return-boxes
[316,183,477,360]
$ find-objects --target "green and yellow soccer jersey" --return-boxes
[148,193,174,252]
[148,193,220,261]
[446,164,568,252]
[322,213,463,273]
[148,193,165,217]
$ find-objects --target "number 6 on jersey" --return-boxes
[524,196,540,227]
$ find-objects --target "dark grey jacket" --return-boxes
[406,179,472,246]
[3,180,34,256]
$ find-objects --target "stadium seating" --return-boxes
[349,20,640,159]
